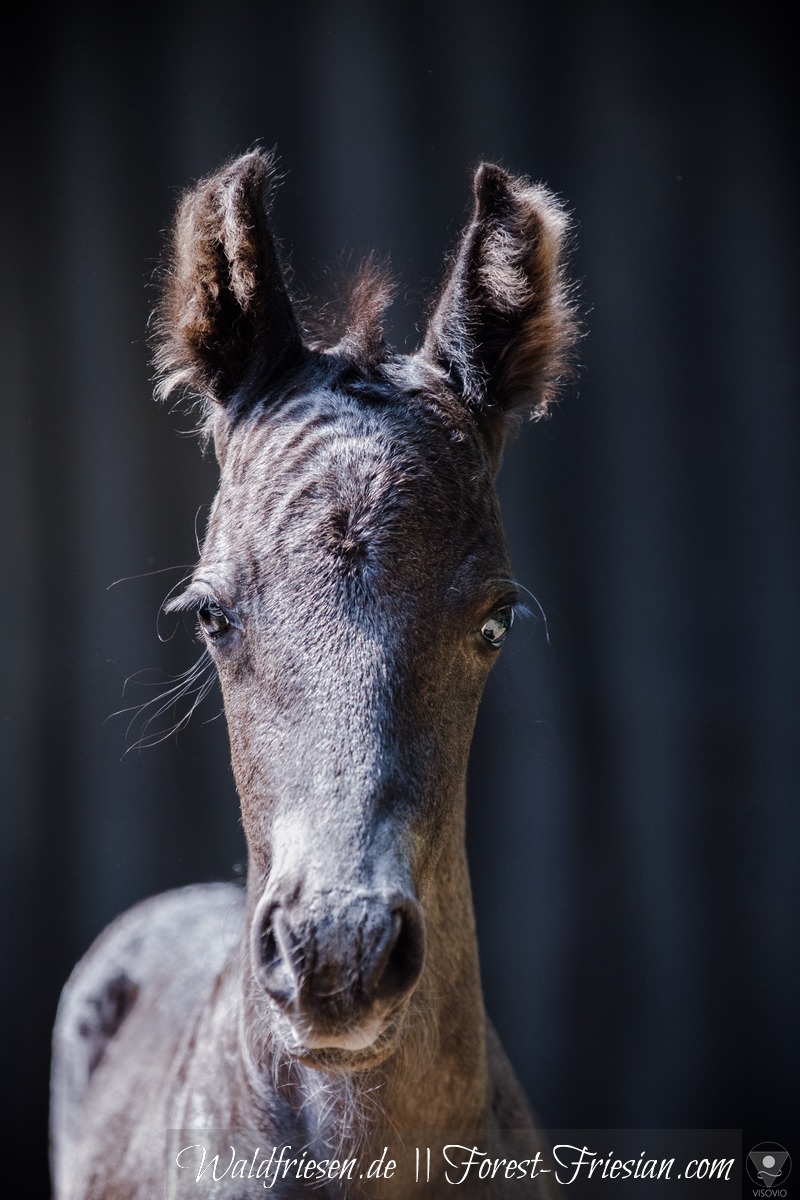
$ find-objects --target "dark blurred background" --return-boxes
[1,3,797,1194]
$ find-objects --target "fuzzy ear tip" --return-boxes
[474,161,571,232]
[220,146,277,190]
[199,146,282,213]
[474,160,501,181]
[473,161,514,205]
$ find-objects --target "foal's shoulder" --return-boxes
[56,883,244,1040]
[50,882,245,1191]
[61,881,244,1000]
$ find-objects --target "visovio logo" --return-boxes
[746,1143,791,1193]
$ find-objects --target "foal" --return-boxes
[51,150,576,1198]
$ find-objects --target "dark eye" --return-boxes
[480,604,514,648]
[197,599,232,640]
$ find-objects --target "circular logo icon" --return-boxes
[747,1143,791,1188]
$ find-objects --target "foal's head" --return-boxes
[155,150,575,1069]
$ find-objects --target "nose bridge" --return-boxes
[266,780,414,909]
[257,617,440,932]
[240,613,432,1042]
[270,646,417,875]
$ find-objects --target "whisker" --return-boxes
[199,707,226,729]
[193,505,210,557]
[106,563,195,591]
[107,651,217,754]
[511,580,550,646]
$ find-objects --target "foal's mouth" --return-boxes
[282,1009,405,1072]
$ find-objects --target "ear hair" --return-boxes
[420,162,579,418]
[152,148,303,414]
[305,254,395,363]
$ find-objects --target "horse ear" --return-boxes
[420,163,578,420]
[153,149,303,416]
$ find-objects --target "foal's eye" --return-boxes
[480,605,514,649]
[197,600,232,640]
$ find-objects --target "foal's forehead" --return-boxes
[204,378,502,591]
[221,381,488,516]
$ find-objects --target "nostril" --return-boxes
[258,921,279,971]
[252,904,295,1008]
[374,901,426,1004]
